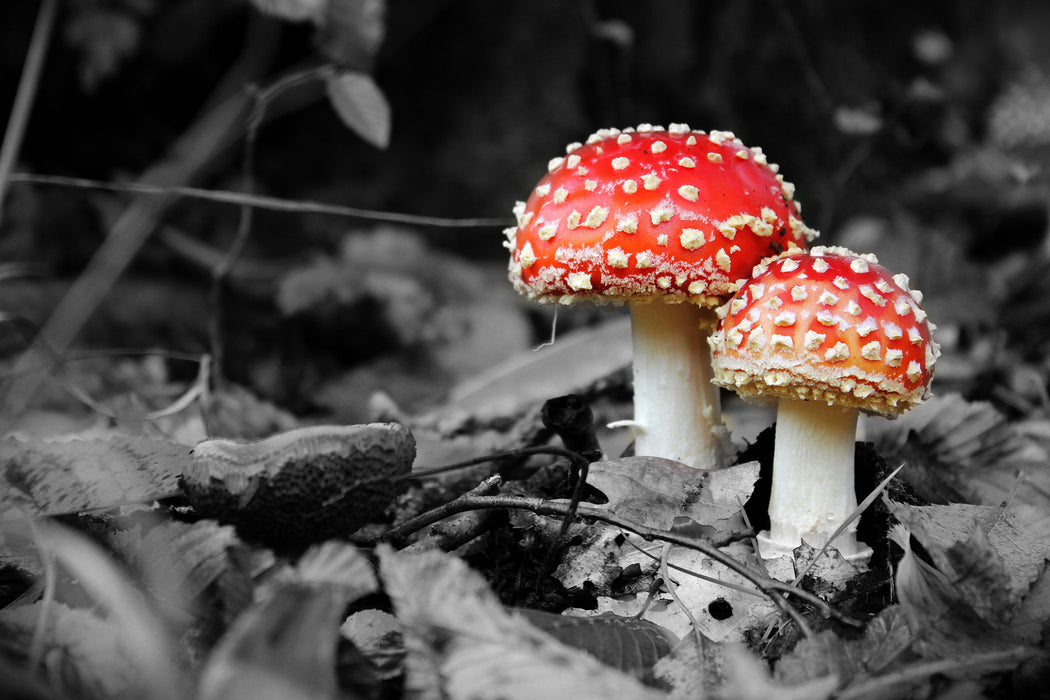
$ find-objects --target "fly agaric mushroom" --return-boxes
[507,124,817,469]
[709,246,938,559]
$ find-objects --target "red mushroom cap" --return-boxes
[709,246,939,416]
[506,124,817,306]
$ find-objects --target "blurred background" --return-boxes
[1,0,1048,428]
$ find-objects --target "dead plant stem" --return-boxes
[0,0,57,230]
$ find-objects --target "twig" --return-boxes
[625,538,764,598]
[377,494,816,635]
[659,541,709,652]
[207,82,265,391]
[834,647,1038,700]
[8,173,511,229]
[0,312,208,421]
[1,15,280,416]
[536,459,591,590]
[401,475,503,553]
[0,0,57,229]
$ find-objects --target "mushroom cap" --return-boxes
[506,124,818,306]
[709,246,939,416]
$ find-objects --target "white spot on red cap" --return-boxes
[906,361,922,382]
[650,207,673,225]
[566,272,592,290]
[519,242,537,268]
[606,247,629,268]
[825,342,850,361]
[860,285,887,306]
[678,185,700,201]
[680,229,705,250]
[819,289,838,306]
[856,317,878,336]
[716,248,732,272]
[583,206,609,228]
[616,214,638,233]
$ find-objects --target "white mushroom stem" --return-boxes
[628,301,724,470]
[758,398,872,561]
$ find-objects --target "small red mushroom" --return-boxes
[709,246,938,559]
[507,124,817,469]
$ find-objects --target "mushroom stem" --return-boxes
[758,399,872,560]
[628,301,724,470]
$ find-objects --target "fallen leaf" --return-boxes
[0,602,152,699]
[378,546,669,699]
[584,457,759,533]
[446,316,632,418]
[197,584,357,700]
[516,609,678,678]
[559,537,777,642]
[340,609,404,681]
[888,500,1050,618]
[722,644,837,700]
[0,435,186,519]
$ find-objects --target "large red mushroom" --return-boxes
[709,246,938,559]
[507,124,817,469]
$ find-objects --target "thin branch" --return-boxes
[8,173,511,229]
[378,494,817,635]
[0,0,57,229]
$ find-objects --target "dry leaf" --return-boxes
[198,584,352,700]
[888,500,1050,618]
[0,603,151,700]
[1,435,186,519]
[378,546,668,700]
[584,457,759,533]
[516,609,677,678]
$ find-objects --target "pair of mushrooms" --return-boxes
[506,124,938,561]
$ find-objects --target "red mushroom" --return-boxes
[709,246,938,559]
[507,124,817,469]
